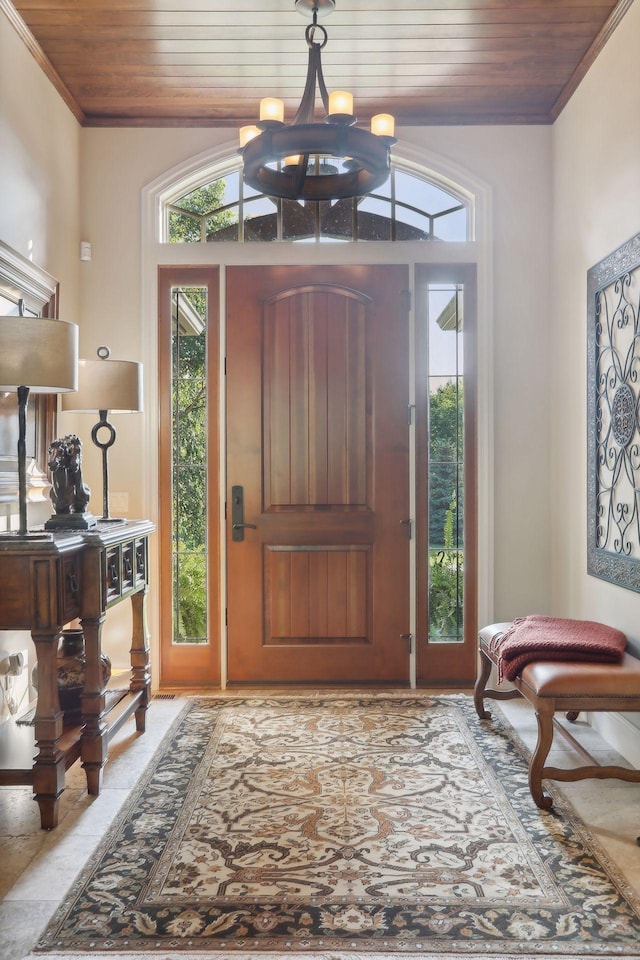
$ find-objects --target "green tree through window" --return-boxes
[172,286,208,643]
[169,182,235,243]
[427,288,464,643]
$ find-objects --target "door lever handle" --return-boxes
[231,485,257,541]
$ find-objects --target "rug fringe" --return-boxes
[25,953,640,960]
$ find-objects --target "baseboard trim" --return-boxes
[589,710,640,769]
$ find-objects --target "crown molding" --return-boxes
[549,0,635,122]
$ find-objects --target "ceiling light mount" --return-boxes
[240,1,396,202]
[294,0,335,17]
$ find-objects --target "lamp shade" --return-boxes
[0,316,78,393]
[61,358,143,413]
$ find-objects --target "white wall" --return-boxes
[551,0,640,649]
[551,2,640,758]
[0,12,80,315]
[0,10,81,693]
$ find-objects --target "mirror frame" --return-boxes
[0,241,58,495]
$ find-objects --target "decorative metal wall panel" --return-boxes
[587,230,640,590]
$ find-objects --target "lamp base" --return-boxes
[44,512,98,531]
[98,516,127,524]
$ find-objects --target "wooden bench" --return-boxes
[474,622,640,809]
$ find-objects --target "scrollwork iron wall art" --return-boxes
[587,230,640,590]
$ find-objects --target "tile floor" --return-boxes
[1,692,640,959]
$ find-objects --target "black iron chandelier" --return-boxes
[239,0,396,202]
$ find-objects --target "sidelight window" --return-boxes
[171,287,208,644]
[426,284,464,643]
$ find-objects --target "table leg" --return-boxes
[32,632,65,830]
[130,587,151,733]
[80,615,108,795]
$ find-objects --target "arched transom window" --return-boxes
[164,160,469,244]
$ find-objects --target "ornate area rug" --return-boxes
[34,694,640,959]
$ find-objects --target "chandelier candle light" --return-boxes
[239,0,396,202]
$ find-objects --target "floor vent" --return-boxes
[153,693,176,700]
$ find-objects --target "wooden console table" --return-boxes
[0,519,154,829]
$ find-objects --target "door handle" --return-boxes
[231,485,257,541]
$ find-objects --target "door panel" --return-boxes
[264,546,369,645]
[226,265,409,683]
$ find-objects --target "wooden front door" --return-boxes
[226,265,410,683]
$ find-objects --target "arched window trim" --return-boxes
[158,151,475,245]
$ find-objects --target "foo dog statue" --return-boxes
[44,434,97,530]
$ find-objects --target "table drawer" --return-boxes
[135,538,147,586]
[106,539,142,603]
[122,542,135,592]
[106,546,122,602]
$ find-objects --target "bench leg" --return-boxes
[474,646,522,720]
[474,646,494,719]
[529,707,555,809]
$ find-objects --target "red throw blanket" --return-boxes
[490,615,626,682]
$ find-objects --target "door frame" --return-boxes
[158,265,221,685]
[151,256,489,691]
[155,259,480,688]
[415,263,478,684]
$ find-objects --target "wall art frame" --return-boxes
[587,229,640,591]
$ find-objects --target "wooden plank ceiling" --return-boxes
[5,0,632,127]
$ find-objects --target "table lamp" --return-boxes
[0,311,78,539]
[61,346,143,522]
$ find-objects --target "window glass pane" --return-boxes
[393,199,433,237]
[429,461,462,547]
[283,199,316,241]
[427,285,464,644]
[206,213,239,242]
[396,170,457,216]
[169,179,236,243]
[175,397,206,465]
[169,209,202,243]
[173,552,208,643]
[429,547,463,642]
[171,286,208,644]
[357,195,391,241]
[316,199,349,241]
[173,466,207,552]
[433,207,467,242]
[243,194,278,241]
